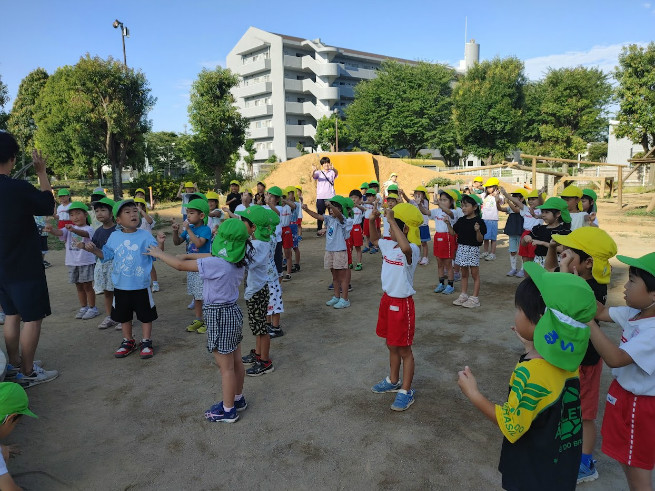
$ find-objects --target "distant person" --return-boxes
[176,181,198,221]
[382,172,398,197]
[312,157,338,235]
[225,180,242,214]
[254,181,267,206]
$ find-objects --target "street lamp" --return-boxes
[333,108,339,152]
[112,19,129,66]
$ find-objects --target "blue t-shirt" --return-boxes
[180,224,212,254]
[101,229,157,290]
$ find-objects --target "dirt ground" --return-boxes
[6,196,654,490]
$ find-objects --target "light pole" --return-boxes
[333,108,339,152]
[112,19,129,66]
[168,142,175,177]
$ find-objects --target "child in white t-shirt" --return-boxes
[503,188,544,278]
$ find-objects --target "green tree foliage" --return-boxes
[453,57,526,163]
[243,138,256,177]
[33,55,154,196]
[314,113,351,151]
[145,131,187,176]
[347,61,455,157]
[187,67,247,189]
[0,74,8,130]
[586,142,608,162]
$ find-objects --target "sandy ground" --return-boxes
[5,197,654,490]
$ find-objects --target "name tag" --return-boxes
[607,393,617,405]
[389,305,400,312]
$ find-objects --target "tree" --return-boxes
[586,142,608,163]
[243,138,256,177]
[187,67,247,189]
[347,61,455,157]
[145,131,186,176]
[453,57,526,163]
[0,74,8,130]
[314,113,351,151]
[33,55,155,196]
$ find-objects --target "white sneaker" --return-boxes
[506,269,517,276]
[453,293,469,306]
[418,257,429,266]
[480,251,489,258]
[462,296,481,308]
[15,365,59,388]
[515,269,525,278]
[81,306,100,320]
[485,253,496,261]
[152,281,160,292]
[75,307,89,319]
[187,300,195,309]
[98,315,119,329]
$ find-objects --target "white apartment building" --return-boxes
[226,27,479,173]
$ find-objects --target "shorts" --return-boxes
[508,235,521,254]
[282,226,293,249]
[246,285,269,336]
[376,293,415,347]
[204,302,243,354]
[601,379,655,470]
[433,232,457,259]
[534,255,546,267]
[324,250,348,270]
[93,259,114,293]
[296,218,302,226]
[267,280,284,315]
[39,235,48,254]
[350,224,363,247]
[483,219,498,240]
[111,288,158,324]
[274,241,283,275]
[419,225,430,243]
[363,217,371,237]
[518,230,536,258]
[454,244,480,267]
[187,271,203,300]
[68,264,95,284]
[0,277,51,322]
[579,359,603,420]
[289,223,300,248]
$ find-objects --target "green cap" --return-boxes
[184,198,209,225]
[268,186,283,197]
[360,182,369,189]
[582,189,597,202]
[0,382,37,420]
[235,205,279,242]
[524,262,596,371]
[465,193,483,206]
[68,201,89,213]
[211,218,249,263]
[537,197,571,224]
[369,180,379,186]
[112,199,136,219]
[93,197,116,210]
[387,184,399,192]
[365,188,377,196]
[189,192,207,202]
[617,252,655,277]
[57,188,71,197]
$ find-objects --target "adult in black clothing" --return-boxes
[225,180,242,213]
[0,132,57,384]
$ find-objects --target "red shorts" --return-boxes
[363,218,370,237]
[376,293,415,347]
[58,220,73,229]
[282,226,293,249]
[433,232,457,259]
[518,230,536,258]
[580,359,603,420]
[296,218,302,225]
[350,224,363,247]
[601,379,655,470]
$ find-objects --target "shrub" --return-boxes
[425,176,463,188]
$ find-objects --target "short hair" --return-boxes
[461,195,481,216]
[93,202,114,214]
[567,247,591,264]
[541,208,564,223]
[515,277,546,325]
[330,201,343,212]
[349,189,362,199]
[629,266,655,292]
[394,217,406,231]
[320,157,331,165]
[0,131,20,164]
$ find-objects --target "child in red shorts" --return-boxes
[368,203,423,411]
[348,190,365,270]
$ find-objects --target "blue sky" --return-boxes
[2,0,652,133]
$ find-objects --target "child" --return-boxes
[206,191,223,235]
[420,190,459,295]
[481,177,500,261]
[348,190,365,271]
[361,187,373,252]
[302,196,353,309]
[560,185,588,231]
[0,382,38,489]
[46,202,98,320]
[279,187,297,280]
[522,197,571,267]
[581,189,599,227]
[263,207,284,339]
[134,187,152,210]
[176,181,197,221]
[497,188,526,277]
[54,188,72,229]
[368,203,423,411]
[285,187,301,273]
[90,197,119,330]
[254,181,267,206]
[382,192,400,238]
[146,219,252,422]
[135,197,160,292]
[89,187,107,229]
[586,252,655,490]
[457,262,596,491]
[172,199,212,333]
[34,214,51,268]
[363,189,380,254]
[471,176,484,194]
[225,180,242,214]
[85,199,164,359]
[508,188,545,277]
[451,194,487,308]
[401,186,430,265]
[294,185,304,240]
[264,187,284,279]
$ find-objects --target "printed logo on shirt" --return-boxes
[115,239,145,278]
[68,232,84,251]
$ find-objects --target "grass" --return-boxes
[403,158,446,167]
[626,207,655,217]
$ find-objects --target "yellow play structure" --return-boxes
[318,152,376,196]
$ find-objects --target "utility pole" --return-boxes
[112,19,129,66]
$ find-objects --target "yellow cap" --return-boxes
[184,181,194,188]
[560,185,583,198]
[386,193,399,200]
[511,188,527,197]
[229,180,240,186]
[206,191,219,200]
[134,188,146,195]
[295,185,302,191]
[283,186,297,196]
[473,176,484,183]
[133,197,147,205]
[484,177,499,187]
[552,228,617,284]
[392,203,424,246]
[444,189,458,201]
[414,185,428,194]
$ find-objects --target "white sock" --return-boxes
[223,405,234,412]
[234,394,243,401]
[398,389,408,395]
[510,255,517,270]
[517,256,523,271]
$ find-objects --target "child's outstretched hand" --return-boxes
[44,224,53,233]
[182,220,190,231]
[384,207,395,220]
[221,206,230,212]
[301,204,309,211]
[144,244,163,258]
[457,366,479,397]
[473,222,480,232]
[585,212,597,223]
[156,232,166,246]
[65,224,74,230]
[171,221,180,232]
[84,242,96,253]
[523,234,532,244]
[371,207,381,220]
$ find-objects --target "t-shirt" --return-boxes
[0,176,55,282]
[581,278,607,366]
[180,224,212,254]
[609,306,655,396]
[430,208,456,234]
[569,212,588,231]
[313,169,338,199]
[452,216,487,246]
[289,202,300,223]
[266,239,278,282]
[102,229,157,290]
[56,203,71,221]
[363,203,374,219]
[60,226,96,266]
[180,193,193,215]
[139,216,155,232]
[409,199,429,226]
[481,193,500,221]
[92,225,117,250]
[352,206,363,225]
[226,192,242,213]
[235,203,248,214]
[0,451,7,477]
[208,210,222,232]
[530,223,571,256]
[378,238,420,298]
[244,240,270,300]
[497,356,582,491]
[324,215,352,252]
[521,206,542,231]
[263,205,282,242]
[279,204,292,227]
[197,256,245,304]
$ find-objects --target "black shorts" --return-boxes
[111,288,158,324]
[274,241,283,274]
[0,277,51,322]
[39,236,48,253]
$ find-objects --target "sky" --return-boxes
[2,0,653,134]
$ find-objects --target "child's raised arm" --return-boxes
[457,366,497,424]
[587,319,634,368]
[368,209,381,246]
[44,224,63,237]
[144,245,199,272]
[171,221,184,246]
[65,224,90,237]
[301,204,324,222]
[385,208,413,263]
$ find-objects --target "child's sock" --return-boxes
[510,254,517,270]
[516,256,523,271]
[234,394,243,401]
[223,405,234,412]
[448,281,454,287]
[581,453,593,468]
[439,276,446,285]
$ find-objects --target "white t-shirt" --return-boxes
[378,238,420,298]
[235,204,247,214]
[324,215,352,252]
[363,202,374,219]
[382,215,391,238]
[263,205,282,242]
[430,208,456,233]
[244,239,270,300]
[409,199,429,226]
[569,212,588,231]
[0,451,7,477]
[279,204,292,228]
[521,206,542,231]
[353,206,363,225]
[57,203,71,221]
[139,217,155,232]
[608,306,655,396]
[481,193,500,221]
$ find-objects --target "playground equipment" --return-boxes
[318,152,376,197]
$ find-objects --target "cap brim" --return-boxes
[523,262,547,283]
[617,255,655,276]
[21,408,38,418]
[552,233,579,249]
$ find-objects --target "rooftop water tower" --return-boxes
[464,39,480,71]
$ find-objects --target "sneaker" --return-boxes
[6,361,44,379]
[0,311,5,325]
[75,306,89,319]
[98,315,119,330]
[462,296,480,308]
[362,246,370,253]
[234,397,248,412]
[282,274,292,282]
[506,269,517,277]
[139,339,154,359]
[480,251,489,258]
[369,247,379,254]
[453,272,461,282]
[151,281,160,292]
[333,298,351,309]
[42,260,52,269]
[81,306,100,320]
[515,269,525,278]
[348,284,353,292]
[292,264,300,272]
[577,461,598,484]
[328,283,334,290]
[485,253,496,261]
[14,365,59,388]
[186,319,205,332]
[242,349,259,364]
[434,284,446,293]
[246,360,274,377]
[442,285,456,295]
[418,257,429,266]
[354,263,362,271]
[326,296,340,306]
[114,338,137,358]
[453,293,469,306]
[268,325,284,338]
[348,263,353,269]
[205,401,239,423]
[115,322,123,331]
[187,299,195,309]
[196,324,207,334]
[371,377,402,393]
[391,389,415,411]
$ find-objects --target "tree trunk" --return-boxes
[214,164,223,193]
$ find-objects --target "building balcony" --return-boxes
[283,55,302,69]
[233,58,271,76]
[286,124,316,138]
[338,65,377,80]
[285,101,326,121]
[338,86,355,98]
[233,81,272,99]
[283,79,338,102]
[248,127,274,139]
[302,55,338,77]
[254,148,275,161]
[240,104,273,119]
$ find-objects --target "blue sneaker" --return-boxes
[333,298,351,309]
[434,284,445,293]
[371,377,402,393]
[362,246,370,253]
[369,247,379,254]
[577,461,598,484]
[442,285,455,295]
[327,283,334,290]
[453,272,461,282]
[391,389,415,411]
[205,401,239,423]
[326,296,340,306]
[234,397,248,412]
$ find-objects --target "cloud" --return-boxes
[523,42,648,80]
[643,2,651,8]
